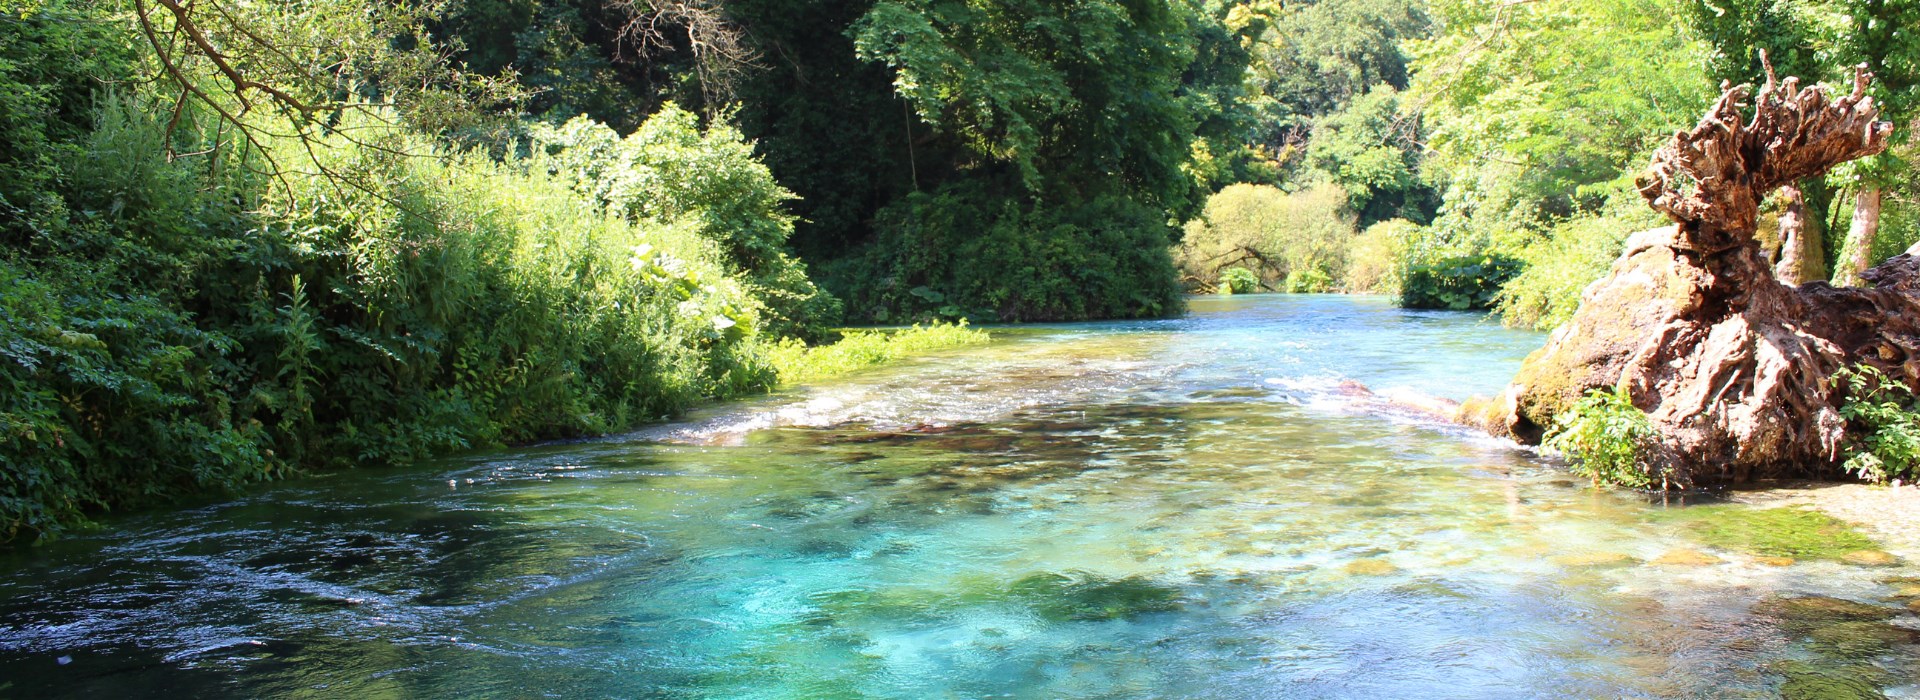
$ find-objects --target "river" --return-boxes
[1,295,1915,698]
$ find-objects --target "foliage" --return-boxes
[1543,384,1662,488]
[766,321,988,386]
[1408,0,1710,225]
[1218,267,1261,294]
[1344,218,1416,294]
[1833,364,1920,483]
[527,107,841,339]
[1394,222,1524,310]
[1174,183,1356,292]
[835,185,1185,323]
[1494,208,1657,329]
[1284,267,1334,293]
[1238,0,1430,159]
[852,0,1226,217]
[0,0,843,542]
[1302,86,1433,226]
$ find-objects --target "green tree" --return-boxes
[1302,86,1433,226]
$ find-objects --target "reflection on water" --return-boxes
[2,295,1917,698]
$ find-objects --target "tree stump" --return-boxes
[1483,67,1910,486]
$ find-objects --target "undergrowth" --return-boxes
[1833,364,1920,484]
[1543,384,1662,488]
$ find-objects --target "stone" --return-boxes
[1551,552,1639,568]
[1757,556,1798,567]
[1343,559,1398,576]
[1651,548,1722,566]
[1841,550,1900,567]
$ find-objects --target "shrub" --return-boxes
[1218,267,1260,295]
[1833,364,1920,484]
[1174,183,1356,292]
[527,108,841,340]
[1543,385,1663,488]
[0,87,802,540]
[1495,209,1652,329]
[1344,219,1416,294]
[1284,267,1333,293]
[1399,251,1523,310]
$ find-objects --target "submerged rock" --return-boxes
[1841,550,1901,567]
[1651,548,1723,566]
[1551,552,1639,568]
[1777,662,1890,700]
[1754,595,1900,627]
[1343,559,1398,576]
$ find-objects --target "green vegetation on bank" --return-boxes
[768,322,989,386]
[7,0,1920,532]
[0,0,821,542]
[1544,386,1663,489]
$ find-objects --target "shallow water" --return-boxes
[3,295,1918,698]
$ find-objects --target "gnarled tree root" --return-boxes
[1483,65,1907,486]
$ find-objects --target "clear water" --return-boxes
[3,295,1916,698]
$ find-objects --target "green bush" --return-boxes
[1495,209,1650,329]
[0,9,819,540]
[1284,267,1334,293]
[1174,183,1356,292]
[1218,267,1261,295]
[1344,219,1416,294]
[1399,252,1523,310]
[1833,364,1920,484]
[527,108,841,340]
[831,183,1184,323]
[1543,385,1662,488]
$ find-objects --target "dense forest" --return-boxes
[2,0,1916,541]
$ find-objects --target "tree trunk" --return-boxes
[1832,187,1885,287]
[1772,182,1823,285]
[1476,67,1906,486]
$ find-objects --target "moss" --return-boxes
[1775,661,1891,700]
[1754,595,1899,631]
[1780,670,1889,700]
[1651,505,1879,560]
[1009,572,1185,622]
[1807,620,1917,657]
[766,321,990,386]
[806,571,1184,627]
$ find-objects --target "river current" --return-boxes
[2,295,1916,698]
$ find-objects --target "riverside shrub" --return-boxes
[0,5,808,541]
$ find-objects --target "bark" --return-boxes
[1772,183,1824,285]
[1482,67,1906,486]
[1833,187,1886,287]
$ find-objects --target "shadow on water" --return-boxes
[1,295,1917,698]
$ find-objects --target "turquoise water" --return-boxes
[2,295,1917,698]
